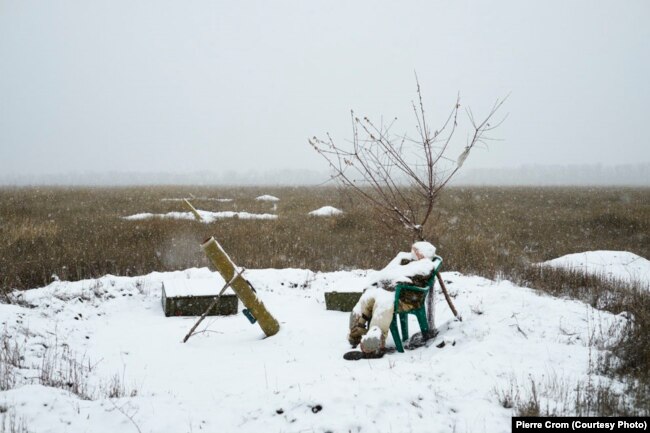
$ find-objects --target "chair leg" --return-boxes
[415,308,429,334]
[390,317,404,353]
[399,314,409,342]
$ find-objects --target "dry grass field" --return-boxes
[1,185,649,413]
[0,186,647,290]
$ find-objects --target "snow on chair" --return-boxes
[389,255,443,353]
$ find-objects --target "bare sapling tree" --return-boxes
[309,78,507,241]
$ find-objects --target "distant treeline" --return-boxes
[0,164,648,186]
[455,163,650,186]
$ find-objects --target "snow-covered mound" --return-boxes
[308,206,343,216]
[0,266,628,433]
[124,210,277,222]
[255,195,280,202]
[542,250,650,289]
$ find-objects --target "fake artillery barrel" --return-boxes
[201,237,280,337]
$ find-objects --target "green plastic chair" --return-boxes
[389,255,443,353]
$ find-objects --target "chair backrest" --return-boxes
[393,255,443,312]
[425,255,444,288]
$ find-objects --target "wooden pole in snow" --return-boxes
[436,273,461,321]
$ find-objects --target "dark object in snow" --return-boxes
[343,346,396,360]
[311,404,323,413]
[422,328,439,340]
[324,291,362,312]
[343,350,385,361]
[345,334,435,360]
[276,409,284,415]
[436,341,446,348]
[242,308,257,324]
[162,283,238,317]
[404,331,438,350]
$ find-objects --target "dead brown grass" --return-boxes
[0,186,647,289]
[426,187,649,277]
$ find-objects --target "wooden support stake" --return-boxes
[182,268,245,343]
[436,273,462,321]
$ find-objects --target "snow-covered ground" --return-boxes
[124,210,277,222]
[0,253,641,433]
[542,250,650,290]
[308,206,343,216]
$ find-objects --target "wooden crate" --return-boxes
[161,278,238,317]
[324,291,362,312]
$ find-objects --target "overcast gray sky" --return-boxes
[1,0,649,181]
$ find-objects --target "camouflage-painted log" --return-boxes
[201,237,280,337]
[183,199,203,222]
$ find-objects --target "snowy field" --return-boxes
[0,253,641,433]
